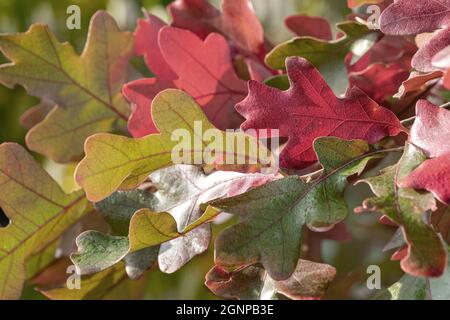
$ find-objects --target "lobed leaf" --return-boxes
[73,165,276,275]
[76,89,272,202]
[206,260,336,300]
[265,22,375,93]
[236,57,404,169]
[356,143,447,277]
[0,143,87,299]
[0,11,134,163]
[400,100,450,204]
[205,137,382,280]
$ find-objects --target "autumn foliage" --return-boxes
[0,0,449,300]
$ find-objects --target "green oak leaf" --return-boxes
[356,143,447,277]
[150,165,275,273]
[71,207,219,276]
[264,75,290,90]
[374,274,431,300]
[206,259,336,300]
[0,143,87,299]
[0,11,134,163]
[75,89,273,202]
[205,137,382,280]
[82,189,160,279]
[84,165,274,275]
[265,21,375,94]
[95,190,159,237]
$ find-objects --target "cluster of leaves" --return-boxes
[0,0,449,300]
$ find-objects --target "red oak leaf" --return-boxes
[346,36,416,73]
[400,100,450,204]
[123,78,176,137]
[135,12,177,80]
[380,1,450,74]
[348,63,410,104]
[408,100,450,158]
[168,0,274,83]
[168,0,221,40]
[284,15,332,40]
[123,26,246,137]
[345,35,415,105]
[380,0,450,35]
[395,71,444,99]
[169,0,266,59]
[401,155,450,204]
[221,0,265,60]
[432,45,450,89]
[413,28,450,72]
[159,27,246,127]
[236,57,404,169]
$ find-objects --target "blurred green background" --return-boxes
[0,0,402,300]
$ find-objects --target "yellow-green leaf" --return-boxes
[71,206,220,276]
[75,89,273,202]
[0,11,134,163]
[0,143,87,299]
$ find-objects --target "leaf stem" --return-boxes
[300,146,405,180]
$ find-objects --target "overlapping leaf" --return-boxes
[150,166,275,273]
[124,22,247,137]
[40,263,147,300]
[169,0,266,59]
[380,0,450,35]
[375,248,450,300]
[348,63,410,104]
[169,0,222,40]
[0,11,134,162]
[236,57,404,169]
[356,143,447,277]
[265,21,375,93]
[205,137,382,280]
[0,143,87,299]
[73,165,275,276]
[346,34,415,105]
[71,207,217,278]
[380,0,450,73]
[206,260,336,300]
[400,100,450,204]
[76,89,273,202]
[284,15,332,40]
[432,45,450,89]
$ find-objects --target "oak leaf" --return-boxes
[0,11,134,163]
[0,143,87,299]
[76,89,272,202]
[236,57,404,169]
[356,143,447,277]
[400,100,450,204]
[206,260,336,300]
[205,137,382,280]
